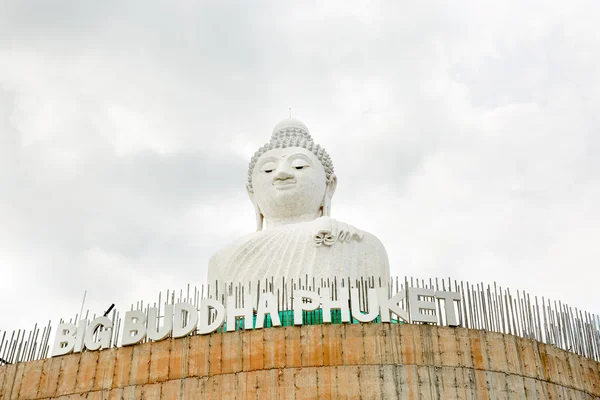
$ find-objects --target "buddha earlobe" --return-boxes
[246,184,264,231]
[254,208,264,231]
[322,198,331,217]
[322,175,337,217]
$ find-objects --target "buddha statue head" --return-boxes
[247,118,337,230]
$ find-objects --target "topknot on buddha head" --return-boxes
[270,118,311,139]
[247,118,335,189]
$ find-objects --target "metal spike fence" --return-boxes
[0,276,598,365]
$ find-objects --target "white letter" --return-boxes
[378,289,409,323]
[293,290,320,325]
[51,323,77,357]
[147,304,173,341]
[73,319,87,353]
[84,317,112,351]
[409,288,437,324]
[435,291,461,327]
[198,298,225,334]
[255,293,281,329]
[321,288,350,323]
[122,310,147,346]
[173,302,199,338]
[226,295,254,332]
[350,288,380,323]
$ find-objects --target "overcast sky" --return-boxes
[1,1,599,334]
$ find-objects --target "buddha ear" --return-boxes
[246,184,264,231]
[322,174,337,217]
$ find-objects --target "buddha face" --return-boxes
[250,147,330,224]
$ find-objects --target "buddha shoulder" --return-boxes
[211,217,386,257]
[208,230,263,267]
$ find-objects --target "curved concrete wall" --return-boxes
[1,324,599,399]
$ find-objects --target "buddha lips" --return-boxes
[51,286,461,357]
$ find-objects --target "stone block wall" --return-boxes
[0,324,598,399]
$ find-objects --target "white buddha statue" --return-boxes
[207,118,389,286]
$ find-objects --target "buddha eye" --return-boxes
[260,161,277,173]
[291,159,310,170]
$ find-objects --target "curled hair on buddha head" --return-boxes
[246,118,335,190]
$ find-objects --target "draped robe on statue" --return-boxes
[207,217,390,286]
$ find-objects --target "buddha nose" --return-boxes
[274,166,294,180]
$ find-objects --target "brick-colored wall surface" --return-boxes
[1,324,598,399]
